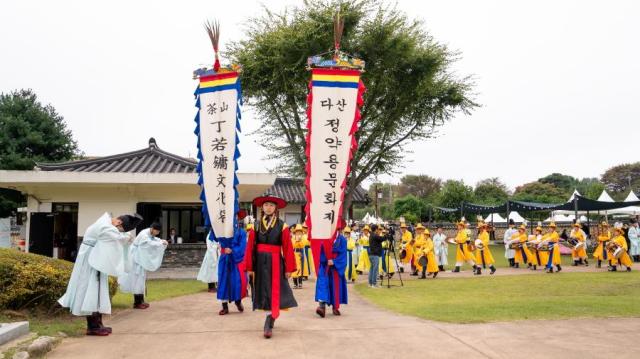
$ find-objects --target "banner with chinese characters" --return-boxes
[194,71,241,241]
[305,68,365,271]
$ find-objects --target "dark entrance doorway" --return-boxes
[52,203,79,261]
[29,212,54,256]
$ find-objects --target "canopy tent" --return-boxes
[508,211,526,223]
[607,191,640,215]
[597,190,615,202]
[544,213,575,222]
[483,213,507,223]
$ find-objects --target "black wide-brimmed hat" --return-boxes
[253,195,287,209]
[118,214,143,232]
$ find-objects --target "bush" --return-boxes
[0,248,118,311]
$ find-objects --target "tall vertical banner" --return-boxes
[305,68,365,272]
[194,72,242,241]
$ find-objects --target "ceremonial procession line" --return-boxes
[48,269,640,359]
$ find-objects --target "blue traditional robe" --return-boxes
[216,229,247,302]
[315,234,348,308]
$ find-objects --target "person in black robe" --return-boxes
[245,195,297,339]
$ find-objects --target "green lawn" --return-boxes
[1,279,206,339]
[356,271,640,323]
[111,279,205,309]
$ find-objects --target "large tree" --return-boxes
[393,194,427,223]
[435,179,474,221]
[601,162,640,199]
[512,181,566,204]
[474,177,509,205]
[229,0,476,216]
[396,174,442,201]
[538,173,577,195]
[0,89,80,216]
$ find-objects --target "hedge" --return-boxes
[0,248,118,311]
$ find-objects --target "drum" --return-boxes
[400,248,407,260]
[508,242,522,249]
[474,239,484,250]
[567,238,579,247]
[537,243,551,251]
[613,247,625,259]
[574,241,585,250]
[418,255,428,267]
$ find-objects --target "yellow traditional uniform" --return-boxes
[542,225,562,273]
[415,231,439,278]
[345,228,358,281]
[356,228,371,272]
[608,230,633,271]
[301,233,313,278]
[291,224,306,288]
[379,230,396,276]
[593,223,611,266]
[570,224,588,265]
[400,229,414,266]
[527,229,546,270]
[512,227,532,267]
[453,222,476,272]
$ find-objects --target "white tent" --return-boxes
[508,211,526,223]
[544,214,575,222]
[597,190,615,202]
[607,191,640,215]
[483,213,507,223]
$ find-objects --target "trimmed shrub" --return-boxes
[0,248,118,311]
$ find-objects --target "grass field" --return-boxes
[355,271,640,323]
[111,279,205,309]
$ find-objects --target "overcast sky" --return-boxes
[1,0,638,191]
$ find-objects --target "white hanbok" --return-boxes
[196,238,220,284]
[351,231,361,266]
[118,228,167,295]
[58,213,131,316]
[433,233,448,266]
[504,227,517,259]
[628,226,640,256]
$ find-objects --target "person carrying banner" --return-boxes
[58,213,142,336]
[245,195,297,338]
[315,223,348,318]
[118,222,168,309]
[217,210,249,316]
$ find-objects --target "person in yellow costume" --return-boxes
[526,226,547,271]
[413,224,439,279]
[509,224,532,268]
[356,225,371,273]
[291,224,306,289]
[399,223,414,274]
[608,226,633,272]
[452,221,477,273]
[379,227,396,279]
[541,222,562,273]
[593,221,611,269]
[474,223,496,275]
[301,224,314,279]
[570,222,589,266]
[344,226,357,282]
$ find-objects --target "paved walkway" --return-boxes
[49,269,640,359]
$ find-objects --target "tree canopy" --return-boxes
[229,0,476,216]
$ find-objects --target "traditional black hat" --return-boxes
[150,222,162,231]
[508,219,515,225]
[118,214,144,232]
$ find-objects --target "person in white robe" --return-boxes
[197,233,220,292]
[504,219,517,267]
[433,225,448,270]
[118,222,168,309]
[351,226,361,267]
[628,219,640,261]
[58,212,142,336]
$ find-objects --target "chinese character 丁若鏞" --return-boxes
[213,155,228,170]
[211,137,228,151]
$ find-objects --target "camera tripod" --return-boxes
[379,240,404,288]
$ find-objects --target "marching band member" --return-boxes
[414,224,439,279]
[245,195,297,339]
[291,224,306,289]
[510,224,532,269]
[526,226,546,271]
[504,219,517,267]
[302,224,313,280]
[433,225,448,271]
[379,227,396,279]
[629,219,640,262]
[570,222,589,266]
[315,223,348,317]
[474,223,496,275]
[344,226,358,282]
[452,221,477,273]
[542,222,562,273]
[608,226,633,272]
[593,222,611,269]
[356,225,371,273]
[399,223,415,274]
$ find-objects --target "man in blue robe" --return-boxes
[217,210,248,315]
[315,231,348,317]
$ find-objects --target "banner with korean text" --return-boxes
[194,71,242,241]
[305,68,365,271]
